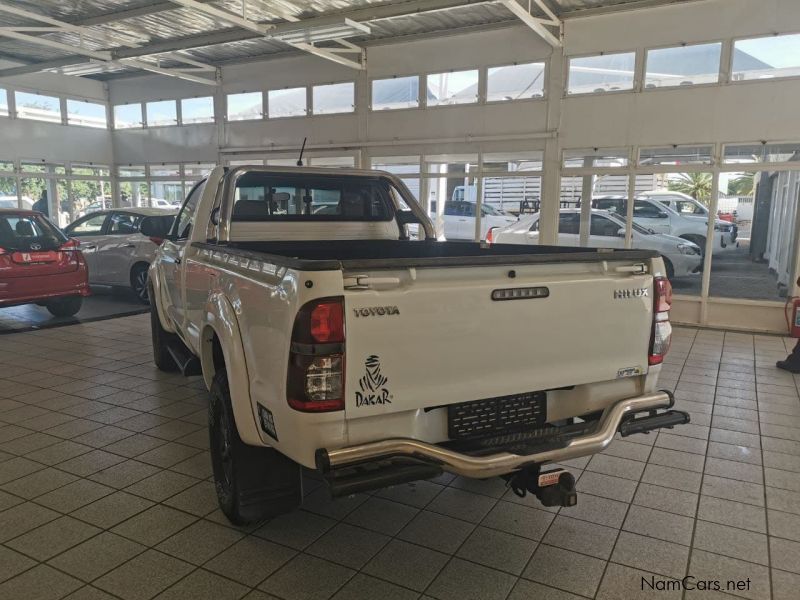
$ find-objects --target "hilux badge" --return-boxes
[614,288,649,299]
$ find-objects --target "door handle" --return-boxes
[123,243,136,248]
[82,244,97,250]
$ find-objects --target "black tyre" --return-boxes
[663,257,675,281]
[209,369,301,525]
[131,263,150,304]
[150,292,179,372]
[681,235,706,257]
[46,296,83,317]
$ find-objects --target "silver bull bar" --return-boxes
[316,391,675,479]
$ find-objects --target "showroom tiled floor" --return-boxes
[1,315,800,600]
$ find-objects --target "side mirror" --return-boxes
[657,212,670,219]
[140,215,173,239]
[617,228,626,237]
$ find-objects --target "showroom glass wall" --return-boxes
[0,160,111,227]
[555,143,800,307]
[116,163,214,209]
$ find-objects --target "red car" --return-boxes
[0,209,90,317]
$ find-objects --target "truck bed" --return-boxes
[194,240,658,271]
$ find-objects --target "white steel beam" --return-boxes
[499,0,561,47]
[167,0,271,34]
[120,58,218,85]
[531,0,560,25]
[0,29,112,61]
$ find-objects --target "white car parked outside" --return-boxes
[489,209,702,280]
[592,196,733,255]
[639,190,738,245]
[64,208,176,302]
[441,200,517,240]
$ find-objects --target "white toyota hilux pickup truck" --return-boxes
[145,165,688,525]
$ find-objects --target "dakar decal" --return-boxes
[356,355,393,407]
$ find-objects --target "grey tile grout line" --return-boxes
[755,336,775,600]
[681,330,719,600]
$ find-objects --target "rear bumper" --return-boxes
[317,391,686,480]
[0,270,90,307]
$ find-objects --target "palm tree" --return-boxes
[727,173,755,196]
[667,172,713,204]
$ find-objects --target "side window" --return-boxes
[590,214,621,237]
[108,213,140,234]
[633,200,665,218]
[558,213,580,234]
[68,213,107,235]
[529,219,540,232]
[173,181,206,240]
[444,201,460,216]
[463,203,476,217]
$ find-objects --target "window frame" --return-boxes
[145,99,178,128]
[65,97,108,129]
[565,49,638,96]
[425,69,481,107]
[370,75,422,112]
[179,96,215,125]
[485,61,548,103]
[731,31,800,84]
[113,103,144,129]
[65,211,110,236]
[642,41,724,90]
[225,91,264,122]
[14,89,63,123]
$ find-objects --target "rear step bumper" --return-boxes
[316,390,687,481]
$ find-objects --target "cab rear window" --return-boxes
[0,213,66,251]
[232,172,393,222]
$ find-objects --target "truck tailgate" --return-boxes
[343,260,653,417]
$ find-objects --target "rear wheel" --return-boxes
[662,257,675,281]
[46,296,82,317]
[131,263,150,304]
[209,369,302,525]
[150,291,179,372]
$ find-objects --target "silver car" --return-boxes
[64,208,176,303]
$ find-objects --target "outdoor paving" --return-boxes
[0,314,799,599]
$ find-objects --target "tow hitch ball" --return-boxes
[505,466,578,507]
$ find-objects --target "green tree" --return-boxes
[667,172,713,204]
[727,172,755,196]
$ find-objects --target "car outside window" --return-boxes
[633,201,667,218]
[590,214,622,237]
[674,200,705,215]
[109,213,141,234]
[69,213,107,235]
[558,213,580,234]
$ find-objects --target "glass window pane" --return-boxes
[119,181,148,208]
[372,76,419,110]
[268,87,307,118]
[15,91,61,123]
[66,99,107,128]
[118,165,146,177]
[644,43,722,88]
[708,169,793,301]
[71,180,111,216]
[307,156,355,168]
[21,162,65,175]
[424,154,479,176]
[312,82,354,115]
[563,148,629,168]
[150,164,180,177]
[482,175,542,215]
[227,92,263,121]
[567,52,636,95]
[487,63,545,101]
[426,70,479,106]
[72,164,110,177]
[146,100,177,127]
[181,96,214,124]
[723,142,800,164]
[0,160,13,172]
[482,151,544,173]
[184,163,215,179]
[370,156,420,175]
[733,33,800,81]
[0,176,18,209]
[150,181,184,206]
[0,88,8,117]
[114,103,142,129]
[639,145,713,166]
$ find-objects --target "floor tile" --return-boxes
[48,531,145,582]
[330,573,417,600]
[622,505,694,545]
[253,509,336,550]
[0,499,60,542]
[426,487,497,523]
[543,514,618,559]
[343,496,418,536]
[398,508,474,553]
[689,550,770,600]
[260,554,355,600]
[697,495,767,533]
[94,549,194,600]
[456,526,537,575]
[111,504,197,546]
[70,490,155,529]
[610,531,689,579]
[6,515,101,561]
[363,539,448,592]
[522,544,606,598]
[306,522,390,569]
[692,520,768,565]
[633,482,698,517]
[0,564,83,600]
[154,569,248,600]
[0,544,37,584]
[156,518,243,565]
[204,536,296,587]
[426,557,516,600]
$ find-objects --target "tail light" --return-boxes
[59,239,80,251]
[649,276,673,365]
[485,227,496,245]
[287,297,345,412]
[0,247,6,255]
